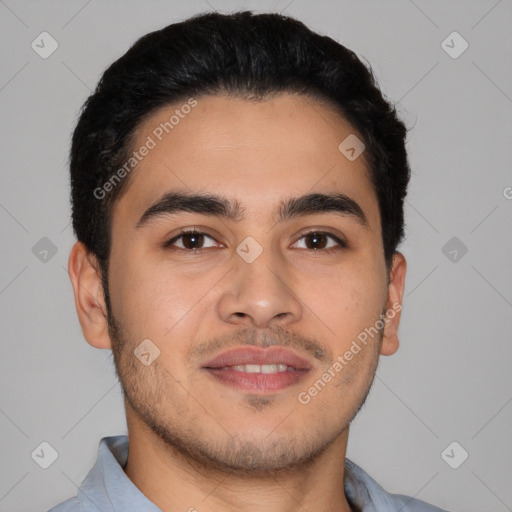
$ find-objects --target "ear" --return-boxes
[68,241,112,349]
[380,251,407,356]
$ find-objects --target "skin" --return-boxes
[68,93,406,512]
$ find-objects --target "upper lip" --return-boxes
[202,347,312,370]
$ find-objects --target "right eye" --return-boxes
[163,229,221,252]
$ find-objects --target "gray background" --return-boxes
[0,0,511,511]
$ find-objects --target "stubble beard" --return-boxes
[105,300,381,479]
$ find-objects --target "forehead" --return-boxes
[113,93,379,231]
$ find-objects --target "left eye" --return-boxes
[292,232,345,250]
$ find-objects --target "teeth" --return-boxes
[229,363,291,374]
[245,364,261,373]
[261,364,277,374]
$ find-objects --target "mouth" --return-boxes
[201,347,312,393]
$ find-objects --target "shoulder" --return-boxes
[46,497,81,512]
[388,493,450,511]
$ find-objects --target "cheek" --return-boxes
[301,260,386,344]
[109,260,218,375]
[109,249,196,333]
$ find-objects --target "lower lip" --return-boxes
[203,367,309,393]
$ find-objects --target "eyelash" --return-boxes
[162,229,347,255]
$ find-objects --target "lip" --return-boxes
[201,347,312,393]
[202,347,313,370]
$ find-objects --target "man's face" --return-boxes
[101,94,403,473]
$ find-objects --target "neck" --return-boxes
[123,408,353,512]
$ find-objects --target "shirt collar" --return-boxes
[78,435,161,511]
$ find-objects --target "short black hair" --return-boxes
[70,10,410,288]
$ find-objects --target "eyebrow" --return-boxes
[135,190,369,229]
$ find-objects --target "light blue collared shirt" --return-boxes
[48,435,449,512]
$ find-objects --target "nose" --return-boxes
[216,246,303,329]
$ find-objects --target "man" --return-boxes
[50,10,449,512]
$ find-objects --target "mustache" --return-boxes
[186,325,333,365]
